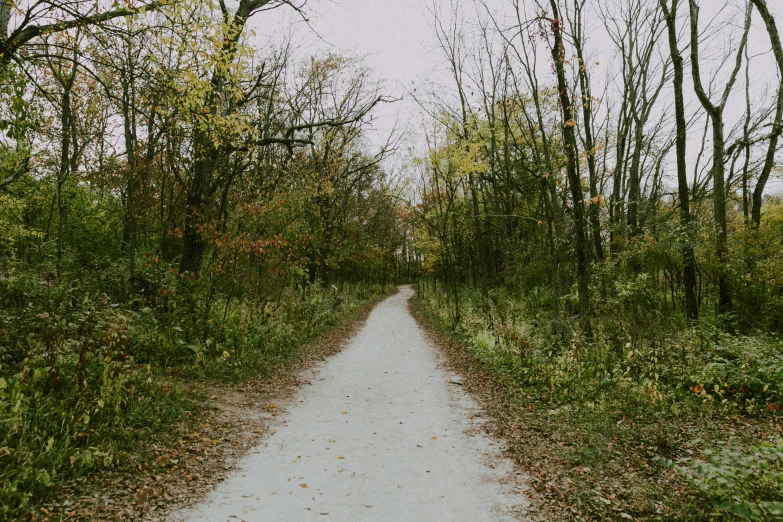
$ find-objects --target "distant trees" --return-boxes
[0,1,404,292]
[413,0,783,333]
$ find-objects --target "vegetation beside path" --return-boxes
[412,287,783,521]
[2,277,390,521]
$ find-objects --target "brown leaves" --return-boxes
[25,296,386,521]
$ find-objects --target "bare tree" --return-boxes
[660,0,698,320]
[688,0,752,314]
[749,0,783,228]
[547,0,592,337]
[1,0,172,66]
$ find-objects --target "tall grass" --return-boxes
[0,261,387,518]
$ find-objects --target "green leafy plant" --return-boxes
[663,440,783,520]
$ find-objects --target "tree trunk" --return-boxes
[750,0,783,228]
[710,117,732,314]
[179,143,214,275]
[53,57,78,281]
[549,0,592,338]
[121,45,138,278]
[688,0,751,315]
[572,1,604,261]
[56,86,70,281]
[627,116,643,235]
[0,0,10,41]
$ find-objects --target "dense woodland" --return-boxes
[1,0,782,519]
[409,0,783,518]
[0,0,405,516]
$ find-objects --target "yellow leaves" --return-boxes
[299,483,308,488]
[337,456,345,460]
[564,119,577,128]
[431,436,437,440]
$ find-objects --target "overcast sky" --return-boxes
[252,0,783,192]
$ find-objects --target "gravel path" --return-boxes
[171,286,528,521]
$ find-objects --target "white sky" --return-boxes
[252,0,447,151]
[251,0,783,194]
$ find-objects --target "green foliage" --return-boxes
[0,257,387,517]
[418,282,783,518]
[664,441,783,520]
[0,269,188,518]
[417,284,783,415]
[0,63,35,141]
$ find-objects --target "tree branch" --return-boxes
[2,0,173,63]
[284,95,398,137]
[0,155,30,190]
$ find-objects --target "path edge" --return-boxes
[407,285,546,522]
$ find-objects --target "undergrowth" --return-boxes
[416,282,783,520]
[0,259,387,518]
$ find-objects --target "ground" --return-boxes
[170,286,530,521]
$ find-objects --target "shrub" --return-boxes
[664,440,783,520]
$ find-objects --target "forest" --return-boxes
[1,0,782,520]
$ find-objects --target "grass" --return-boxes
[411,284,783,521]
[0,265,390,520]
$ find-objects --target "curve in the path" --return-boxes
[171,286,528,521]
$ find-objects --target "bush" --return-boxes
[0,257,387,517]
[665,440,783,520]
[0,285,187,518]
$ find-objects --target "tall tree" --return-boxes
[548,0,592,337]
[688,0,752,314]
[567,0,603,260]
[177,0,386,275]
[749,0,783,228]
[660,0,698,320]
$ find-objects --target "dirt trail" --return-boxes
[171,286,529,521]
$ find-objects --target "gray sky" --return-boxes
[253,0,447,151]
[253,0,783,193]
